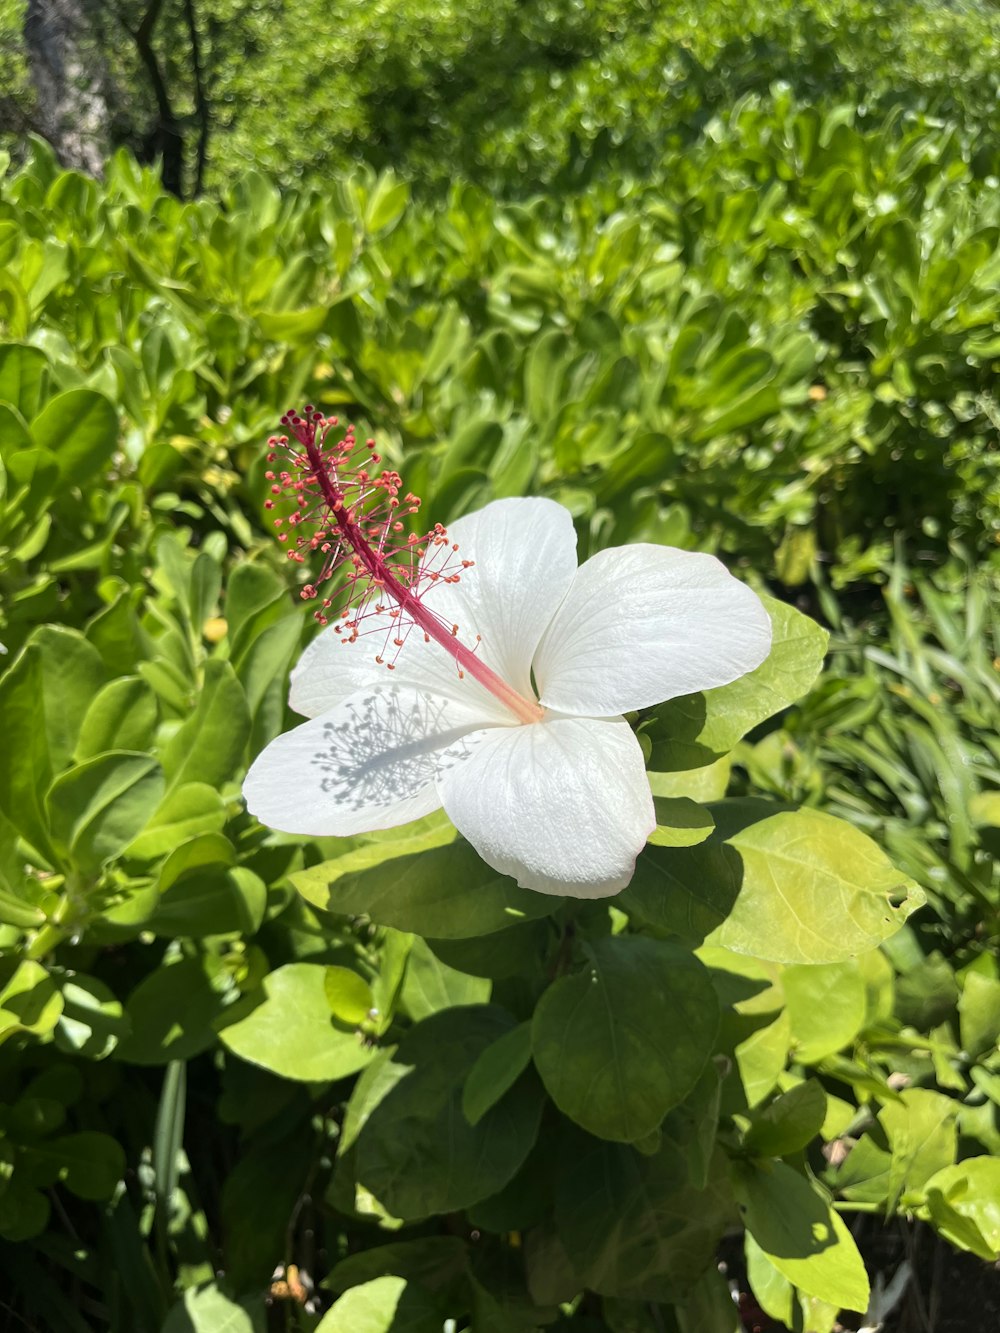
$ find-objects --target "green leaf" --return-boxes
[782,961,866,1063]
[46,752,164,874]
[53,970,129,1059]
[293,838,554,939]
[0,960,63,1045]
[660,1061,722,1189]
[743,1080,828,1157]
[354,1006,543,1220]
[555,1138,732,1302]
[734,1012,792,1111]
[162,1284,261,1333]
[328,1237,469,1303]
[31,388,118,486]
[158,832,235,889]
[463,1022,533,1126]
[27,1131,124,1201]
[152,866,267,939]
[733,1160,869,1313]
[125,782,228,860]
[0,400,33,454]
[0,342,48,419]
[0,628,107,857]
[675,1264,743,1333]
[118,957,226,1065]
[364,173,409,232]
[75,677,158,760]
[958,971,1000,1058]
[833,1134,892,1205]
[0,646,52,856]
[921,1158,1000,1259]
[215,963,377,1082]
[878,1088,957,1204]
[744,1232,798,1329]
[649,797,716,848]
[717,807,924,962]
[427,917,549,981]
[162,660,251,792]
[401,936,491,1020]
[629,802,924,964]
[317,1276,444,1333]
[30,626,108,770]
[0,1174,50,1242]
[325,966,376,1026]
[532,937,719,1143]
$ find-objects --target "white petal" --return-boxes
[244,683,498,837]
[430,497,579,699]
[436,714,655,898]
[533,544,773,716]
[289,616,511,725]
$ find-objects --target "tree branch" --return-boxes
[182,0,209,195]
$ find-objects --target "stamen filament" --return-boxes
[302,432,544,725]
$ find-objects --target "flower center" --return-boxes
[266,408,545,726]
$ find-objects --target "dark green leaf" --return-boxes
[532,937,719,1142]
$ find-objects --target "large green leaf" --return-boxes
[52,970,129,1059]
[46,752,164,874]
[0,644,53,857]
[742,1080,827,1158]
[328,1237,469,1304]
[782,961,866,1063]
[316,1276,445,1333]
[463,1022,533,1126]
[354,1006,544,1220]
[0,342,49,420]
[125,782,229,860]
[293,838,554,939]
[532,937,719,1143]
[0,960,63,1046]
[732,1160,869,1313]
[400,936,491,1020]
[0,627,107,857]
[921,1158,1000,1260]
[151,865,267,939]
[625,802,923,964]
[555,1138,733,1302]
[25,1131,125,1201]
[215,962,376,1082]
[74,677,158,760]
[878,1088,957,1205]
[118,957,227,1065]
[958,971,1000,1058]
[162,1284,261,1333]
[162,660,251,792]
[31,388,118,486]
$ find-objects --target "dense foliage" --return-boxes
[1,2,999,1329]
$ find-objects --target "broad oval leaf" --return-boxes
[316,1275,444,1333]
[32,387,118,486]
[46,752,164,874]
[532,937,719,1143]
[293,838,554,939]
[627,803,924,964]
[732,1160,869,1313]
[354,1006,543,1220]
[216,962,375,1082]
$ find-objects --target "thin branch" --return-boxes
[182,0,209,194]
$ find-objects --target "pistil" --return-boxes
[275,409,544,726]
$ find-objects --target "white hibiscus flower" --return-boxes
[244,496,772,898]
